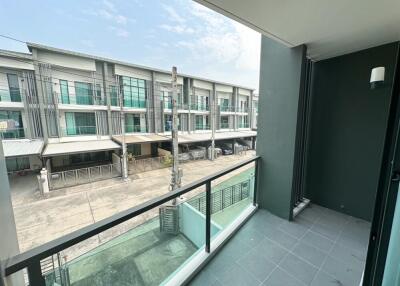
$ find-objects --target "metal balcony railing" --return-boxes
[1,156,260,286]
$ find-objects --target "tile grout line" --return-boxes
[308,214,351,284]
[259,212,319,286]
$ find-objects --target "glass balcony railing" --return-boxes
[220,122,230,129]
[195,124,210,131]
[124,99,147,109]
[110,96,120,107]
[57,93,106,106]
[2,156,259,286]
[0,127,26,139]
[191,103,209,111]
[239,123,250,128]
[219,105,235,112]
[237,107,249,113]
[62,126,97,136]
[125,124,147,133]
[0,89,21,102]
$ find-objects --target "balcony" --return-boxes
[124,99,147,109]
[219,105,235,112]
[0,127,26,139]
[191,103,209,111]
[57,93,106,106]
[125,124,147,133]
[189,204,369,286]
[238,123,249,128]
[61,126,97,136]
[195,124,210,131]
[0,89,21,102]
[2,157,258,286]
[220,122,230,129]
[237,107,249,113]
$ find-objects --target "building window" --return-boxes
[195,115,209,130]
[95,84,102,105]
[164,114,172,131]
[6,74,21,102]
[59,80,70,104]
[161,91,172,109]
[127,144,141,157]
[121,76,147,108]
[220,116,229,129]
[0,110,24,139]
[6,157,30,172]
[65,112,96,136]
[125,113,145,133]
[74,82,93,105]
[110,85,118,106]
[219,98,229,111]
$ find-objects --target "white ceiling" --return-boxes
[194,0,400,60]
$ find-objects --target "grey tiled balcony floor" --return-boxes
[188,204,370,286]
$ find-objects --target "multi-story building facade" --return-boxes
[0,43,257,176]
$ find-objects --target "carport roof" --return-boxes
[2,139,44,158]
[112,134,171,144]
[168,131,257,144]
[42,139,121,157]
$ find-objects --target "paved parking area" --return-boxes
[10,151,256,259]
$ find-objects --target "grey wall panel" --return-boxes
[256,36,306,220]
[306,42,400,221]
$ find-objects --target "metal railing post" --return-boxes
[253,159,259,206]
[27,260,45,286]
[205,181,211,253]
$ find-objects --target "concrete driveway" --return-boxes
[11,151,256,259]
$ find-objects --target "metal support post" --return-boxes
[205,180,211,253]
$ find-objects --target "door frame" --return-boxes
[363,44,400,286]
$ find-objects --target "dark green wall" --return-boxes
[306,42,400,221]
[256,36,306,220]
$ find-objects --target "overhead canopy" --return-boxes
[1,139,44,158]
[194,0,400,60]
[167,131,257,144]
[42,140,121,157]
[113,134,171,144]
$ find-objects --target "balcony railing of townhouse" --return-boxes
[195,124,210,131]
[219,105,235,112]
[0,127,26,139]
[123,99,147,109]
[125,124,147,133]
[237,107,249,113]
[0,89,21,102]
[61,126,97,136]
[57,93,106,106]
[238,123,250,128]
[191,103,209,111]
[220,122,230,129]
[1,156,259,285]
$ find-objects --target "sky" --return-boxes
[0,0,261,89]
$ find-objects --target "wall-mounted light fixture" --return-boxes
[370,67,385,89]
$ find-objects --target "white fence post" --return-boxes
[40,168,50,194]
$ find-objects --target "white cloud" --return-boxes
[162,4,186,24]
[85,0,132,27]
[160,24,195,34]
[108,26,130,38]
